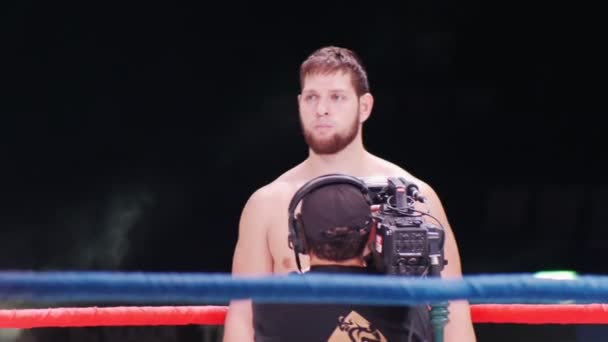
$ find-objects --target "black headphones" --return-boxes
[287,173,373,272]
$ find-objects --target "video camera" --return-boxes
[365,177,447,277]
[288,173,447,277]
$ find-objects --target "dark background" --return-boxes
[1,1,606,341]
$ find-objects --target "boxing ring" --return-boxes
[1,271,608,339]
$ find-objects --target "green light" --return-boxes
[534,270,578,280]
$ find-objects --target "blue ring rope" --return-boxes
[0,271,606,305]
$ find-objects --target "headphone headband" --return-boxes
[287,173,372,272]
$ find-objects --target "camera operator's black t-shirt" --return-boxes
[252,265,433,342]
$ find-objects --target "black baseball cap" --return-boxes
[300,183,372,241]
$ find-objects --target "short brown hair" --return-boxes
[299,46,370,96]
[307,227,370,261]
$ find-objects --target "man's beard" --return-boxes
[301,114,360,155]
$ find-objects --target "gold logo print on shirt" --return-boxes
[327,310,387,342]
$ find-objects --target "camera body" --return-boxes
[366,177,447,277]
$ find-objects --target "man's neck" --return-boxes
[309,256,366,267]
[305,138,370,177]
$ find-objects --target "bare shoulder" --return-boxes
[241,165,303,219]
[367,153,423,184]
[246,180,290,208]
[247,161,304,202]
[367,153,443,212]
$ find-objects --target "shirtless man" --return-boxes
[223,46,477,342]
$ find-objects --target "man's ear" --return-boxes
[358,93,374,123]
[362,221,377,257]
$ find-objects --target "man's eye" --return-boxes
[331,94,344,101]
[306,95,318,101]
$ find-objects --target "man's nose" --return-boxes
[315,98,329,116]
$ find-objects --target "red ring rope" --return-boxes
[0,306,227,328]
[471,304,608,324]
[2,304,608,328]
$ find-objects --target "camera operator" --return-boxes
[252,181,433,342]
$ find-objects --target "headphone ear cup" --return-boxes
[287,173,373,259]
[288,216,299,251]
[294,214,308,254]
